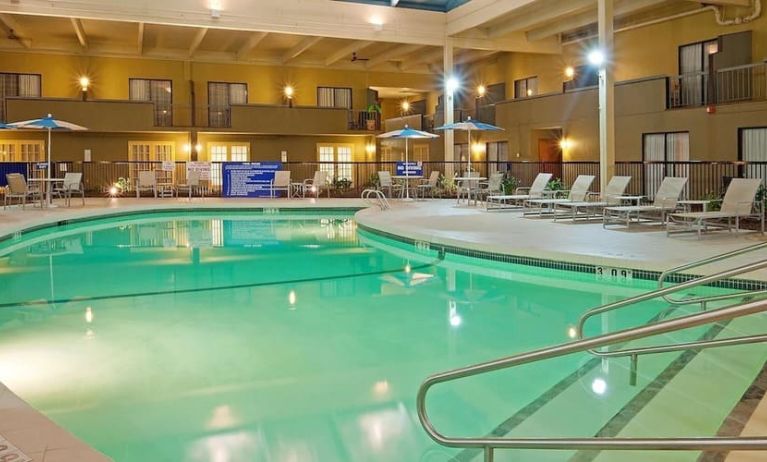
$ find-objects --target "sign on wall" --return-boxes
[396,161,423,177]
[222,162,282,197]
[187,161,211,180]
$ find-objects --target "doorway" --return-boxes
[538,137,563,180]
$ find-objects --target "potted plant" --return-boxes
[366,103,381,131]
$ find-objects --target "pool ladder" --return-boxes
[361,189,391,211]
[417,242,767,461]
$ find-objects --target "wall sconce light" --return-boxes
[183,143,192,153]
[79,76,90,100]
[476,84,486,98]
[471,142,485,156]
[400,100,410,113]
[564,66,575,80]
[365,143,376,155]
[284,85,294,107]
[195,143,202,153]
[559,137,572,151]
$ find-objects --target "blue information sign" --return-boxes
[222,162,282,197]
[396,161,423,177]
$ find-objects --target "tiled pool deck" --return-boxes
[1,196,767,461]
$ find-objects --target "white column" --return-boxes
[443,38,455,176]
[598,0,615,193]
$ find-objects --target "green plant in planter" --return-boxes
[333,177,353,192]
[438,173,456,196]
[366,103,382,115]
[502,175,520,195]
[701,191,723,211]
[547,177,564,191]
[367,172,381,189]
[114,177,130,193]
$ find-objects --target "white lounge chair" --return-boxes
[177,170,202,199]
[476,172,504,204]
[667,178,764,238]
[53,172,85,206]
[3,173,42,209]
[302,171,330,198]
[487,173,553,211]
[456,171,482,205]
[603,177,687,228]
[135,170,157,198]
[524,174,595,217]
[270,170,291,198]
[378,171,403,199]
[416,171,440,199]
[554,176,632,221]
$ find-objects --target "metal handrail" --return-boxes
[361,188,390,210]
[658,241,767,308]
[417,298,767,462]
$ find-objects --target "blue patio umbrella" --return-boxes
[0,122,12,129]
[435,116,504,173]
[9,114,87,204]
[378,125,439,199]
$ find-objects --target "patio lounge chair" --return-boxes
[3,173,42,209]
[270,170,291,198]
[302,171,330,198]
[177,171,202,199]
[523,174,595,217]
[666,178,764,238]
[416,171,440,199]
[378,171,404,199]
[603,177,687,228]
[135,170,157,198]
[53,172,85,206]
[553,176,632,221]
[476,172,505,204]
[487,173,553,211]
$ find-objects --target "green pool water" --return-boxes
[0,212,763,462]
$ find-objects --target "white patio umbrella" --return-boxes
[377,125,439,200]
[435,117,504,174]
[9,114,87,205]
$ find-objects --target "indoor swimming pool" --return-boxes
[0,211,765,462]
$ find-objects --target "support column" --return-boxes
[598,0,615,193]
[443,38,455,176]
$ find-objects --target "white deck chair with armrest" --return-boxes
[377,171,403,199]
[456,171,481,205]
[487,173,553,211]
[554,176,632,221]
[135,170,157,198]
[667,178,764,238]
[3,173,42,209]
[270,170,291,198]
[53,172,85,206]
[603,177,687,228]
[177,170,201,199]
[302,170,330,198]
[476,172,504,204]
[416,170,440,199]
[524,175,595,217]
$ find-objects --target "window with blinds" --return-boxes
[741,127,767,180]
[317,144,354,182]
[129,79,173,127]
[0,73,41,122]
[208,82,248,128]
[317,87,352,108]
[513,76,538,98]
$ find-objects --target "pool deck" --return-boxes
[1,196,767,461]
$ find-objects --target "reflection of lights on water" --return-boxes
[302,244,321,249]
[359,404,409,451]
[591,378,607,395]
[187,430,260,462]
[373,380,390,397]
[288,290,296,306]
[207,404,238,430]
[448,300,462,327]
[404,263,411,273]
[84,306,93,324]
[85,329,95,340]
[567,326,577,339]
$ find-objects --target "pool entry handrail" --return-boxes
[361,188,391,210]
[657,241,767,309]
[416,298,767,462]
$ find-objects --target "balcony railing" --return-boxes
[668,62,767,109]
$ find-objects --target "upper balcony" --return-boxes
[5,97,158,131]
[667,61,767,109]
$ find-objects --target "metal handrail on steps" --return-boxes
[361,188,390,210]
[417,298,767,462]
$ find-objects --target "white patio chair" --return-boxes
[378,171,404,199]
[302,171,330,198]
[476,172,505,204]
[603,177,688,228]
[177,171,201,200]
[53,172,85,207]
[270,170,291,198]
[667,178,764,238]
[136,170,157,198]
[3,173,42,209]
[416,171,441,199]
[554,176,632,221]
[524,174,595,217]
[487,173,553,210]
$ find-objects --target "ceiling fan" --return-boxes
[351,52,369,62]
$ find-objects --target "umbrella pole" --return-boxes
[47,128,52,205]
[405,138,410,199]
[467,128,472,174]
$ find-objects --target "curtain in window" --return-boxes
[679,43,704,106]
[229,84,247,105]
[643,134,667,197]
[334,88,351,109]
[318,87,334,107]
[18,75,40,97]
[742,128,767,180]
[130,80,151,101]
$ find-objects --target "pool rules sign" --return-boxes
[222,162,282,198]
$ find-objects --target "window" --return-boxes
[564,65,599,91]
[317,144,354,182]
[130,79,172,127]
[514,77,538,98]
[642,132,690,197]
[487,141,509,175]
[208,82,247,128]
[128,141,176,184]
[317,87,352,108]
[0,140,44,162]
[208,143,250,186]
[741,127,767,180]
[677,39,718,106]
[0,73,41,122]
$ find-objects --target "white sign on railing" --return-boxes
[187,161,211,180]
[161,161,175,172]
